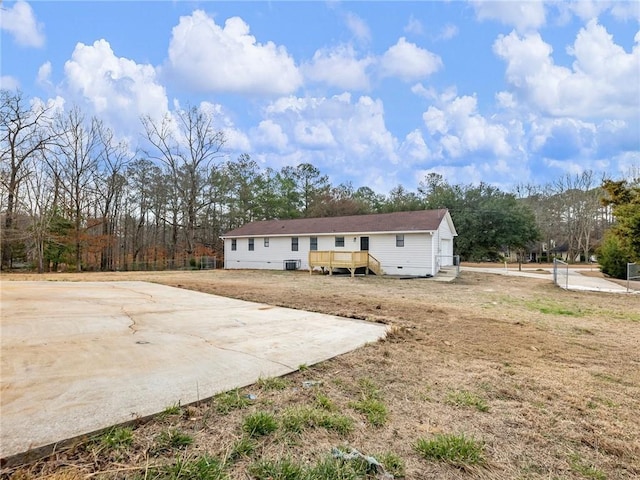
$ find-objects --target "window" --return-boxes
[310,237,318,251]
[335,236,345,247]
[231,239,237,251]
[264,237,269,247]
[291,237,299,251]
[396,234,404,247]
[248,238,254,251]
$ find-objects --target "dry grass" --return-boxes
[1,267,639,479]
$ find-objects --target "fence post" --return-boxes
[628,263,638,293]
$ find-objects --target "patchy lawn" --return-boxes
[2,268,639,479]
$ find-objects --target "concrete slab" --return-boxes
[0,281,388,460]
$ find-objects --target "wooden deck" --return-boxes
[308,251,383,277]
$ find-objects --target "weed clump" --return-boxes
[350,398,388,427]
[156,429,194,452]
[155,454,227,479]
[414,433,485,466]
[249,457,305,480]
[100,426,133,450]
[350,378,388,426]
[257,376,289,391]
[213,389,251,414]
[445,390,490,412]
[280,406,354,435]
[242,411,278,438]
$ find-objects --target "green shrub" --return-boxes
[598,234,633,279]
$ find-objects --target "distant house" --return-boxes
[222,209,457,277]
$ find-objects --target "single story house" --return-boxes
[222,209,457,277]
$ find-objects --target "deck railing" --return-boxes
[309,251,382,276]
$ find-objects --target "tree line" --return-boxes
[1,90,638,275]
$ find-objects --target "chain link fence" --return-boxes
[121,256,220,271]
[553,259,569,289]
[435,255,460,277]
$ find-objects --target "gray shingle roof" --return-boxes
[223,209,451,237]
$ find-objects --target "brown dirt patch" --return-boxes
[2,269,639,479]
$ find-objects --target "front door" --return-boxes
[360,236,369,251]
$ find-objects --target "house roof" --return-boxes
[223,209,456,237]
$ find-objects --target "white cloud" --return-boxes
[252,120,289,150]
[344,12,371,44]
[493,21,640,119]
[562,0,611,21]
[196,100,250,152]
[495,91,517,109]
[614,152,640,178]
[410,83,438,100]
[37,61,52,87]
[166,11,302,96]
[400,129,431,162]
[404,15,424,36]
[472,0,546,32]
[0,0,45,48]
[529,117,597,159]
[437,24,459,41]
[0,76,20,90]
[64,39,168,131]
[380,37,442,81]
[294,121,336,149]
[262,93,398,169]
[559,1,640,23]
[303,44,374,90]
[422,92,513,159]
[543,158,589,176]
[222,127,251,152]
[416,164,488,187]
[609,2,640,22]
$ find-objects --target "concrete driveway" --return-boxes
[0,281,388,460]
[461,266,635,293]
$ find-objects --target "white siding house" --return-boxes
[222,209,457,277]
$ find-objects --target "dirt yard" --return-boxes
[2,267,639,479]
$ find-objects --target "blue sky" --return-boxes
[1,1,639,193]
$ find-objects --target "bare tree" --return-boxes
[21,152,56,272]
[126,157,161,266]
[142,106,225,260]
[46,107,99,271]
[93,122,130,270]
[553,171,605,262]
[0,90,58,268]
